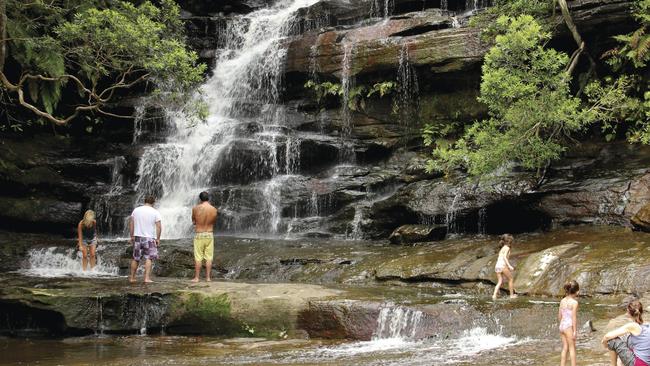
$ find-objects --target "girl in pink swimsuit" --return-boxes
[559,280,580,366]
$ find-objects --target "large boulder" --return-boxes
[389,224,447,244]
[631,203,650,232]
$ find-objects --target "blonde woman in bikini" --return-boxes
[77,210,98,271]
[559,280,580,366]
[492,233,516,300]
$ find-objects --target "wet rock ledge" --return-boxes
[0,278,340,337]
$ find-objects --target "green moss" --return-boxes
[418,90,486,125]
[167,292,244,335]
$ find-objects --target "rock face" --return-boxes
[632,203,650,232]
[0,0,641,241]
[389,224,447,244]
[0,134,139,235]
[0,276,341,336]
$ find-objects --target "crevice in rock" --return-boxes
[375,275,496,287]
[389,22,451,37]
[484,199,553,234]
[0,301,76,336]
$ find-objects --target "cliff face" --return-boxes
[0,0,647,239]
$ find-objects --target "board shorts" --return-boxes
[193,232,214,262]
[133,236,158,261]
[608,336,639,366]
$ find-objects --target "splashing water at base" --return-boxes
[19,247,121,278]
[220,326,521,365]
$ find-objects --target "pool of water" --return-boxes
[0,329,615,366]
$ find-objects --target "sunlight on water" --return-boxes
[221,327,522,365]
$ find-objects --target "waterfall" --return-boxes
[441,0,448,11]
[95,296,105,335]
[348,205,365,240]
[396,44,419,134]
[370,0,393,18]
[339,42,356,163]
[133,0,321,238]
[478,207,487,235]
[91,156,127,234]
[445,190,462,234]
[308,34,323,83]
[132,104,146,144]
[374,305,424,340]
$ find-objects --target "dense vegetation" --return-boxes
[0,0,205,131]
[424,0,650,179]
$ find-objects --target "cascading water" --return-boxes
[445,190,462,234]
[20,247,120,278]
[133,0,321,238]
[339,42,357,163]
[374,305,424,340]
[396,43,419,135]
[478,207,487,235]
[370,0,394,18]
[91,156,127,234]
[131,104,146,144]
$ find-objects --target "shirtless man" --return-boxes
[191,191,218,282]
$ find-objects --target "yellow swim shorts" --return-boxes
[193,232,214,262]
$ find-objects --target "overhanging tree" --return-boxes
[425,15,630,179]
[0,0,205,126]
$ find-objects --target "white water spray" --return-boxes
[134,0,321,238]
[20,247,120,278]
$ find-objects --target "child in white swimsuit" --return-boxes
[492,234,516,300]
[559,280,580,366]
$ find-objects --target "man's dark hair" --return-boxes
[199,191,209,202]
[144,196,156,204]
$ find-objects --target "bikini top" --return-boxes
[82,223,96,241]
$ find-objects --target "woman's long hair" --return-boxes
[628,300,644,324]
[82,210,95,228]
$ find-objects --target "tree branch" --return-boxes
[97,108,134,119]
[557,0,597,76]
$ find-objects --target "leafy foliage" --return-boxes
[426,15,627,177]
[605,0,650,69]
[599,0,650,144]
[304,80,396,110]
[469,0,553,41]
[1,0,205,126]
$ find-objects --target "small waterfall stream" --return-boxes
[396,43,419,135]
[374,305,424,340]
[339,42,356,163]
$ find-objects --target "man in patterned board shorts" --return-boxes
[191,191,218,282]
[129,195,162,283]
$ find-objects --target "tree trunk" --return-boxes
[0,0,5,73]
[557,0,597,76]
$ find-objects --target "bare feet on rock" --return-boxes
[191,278,200,283]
